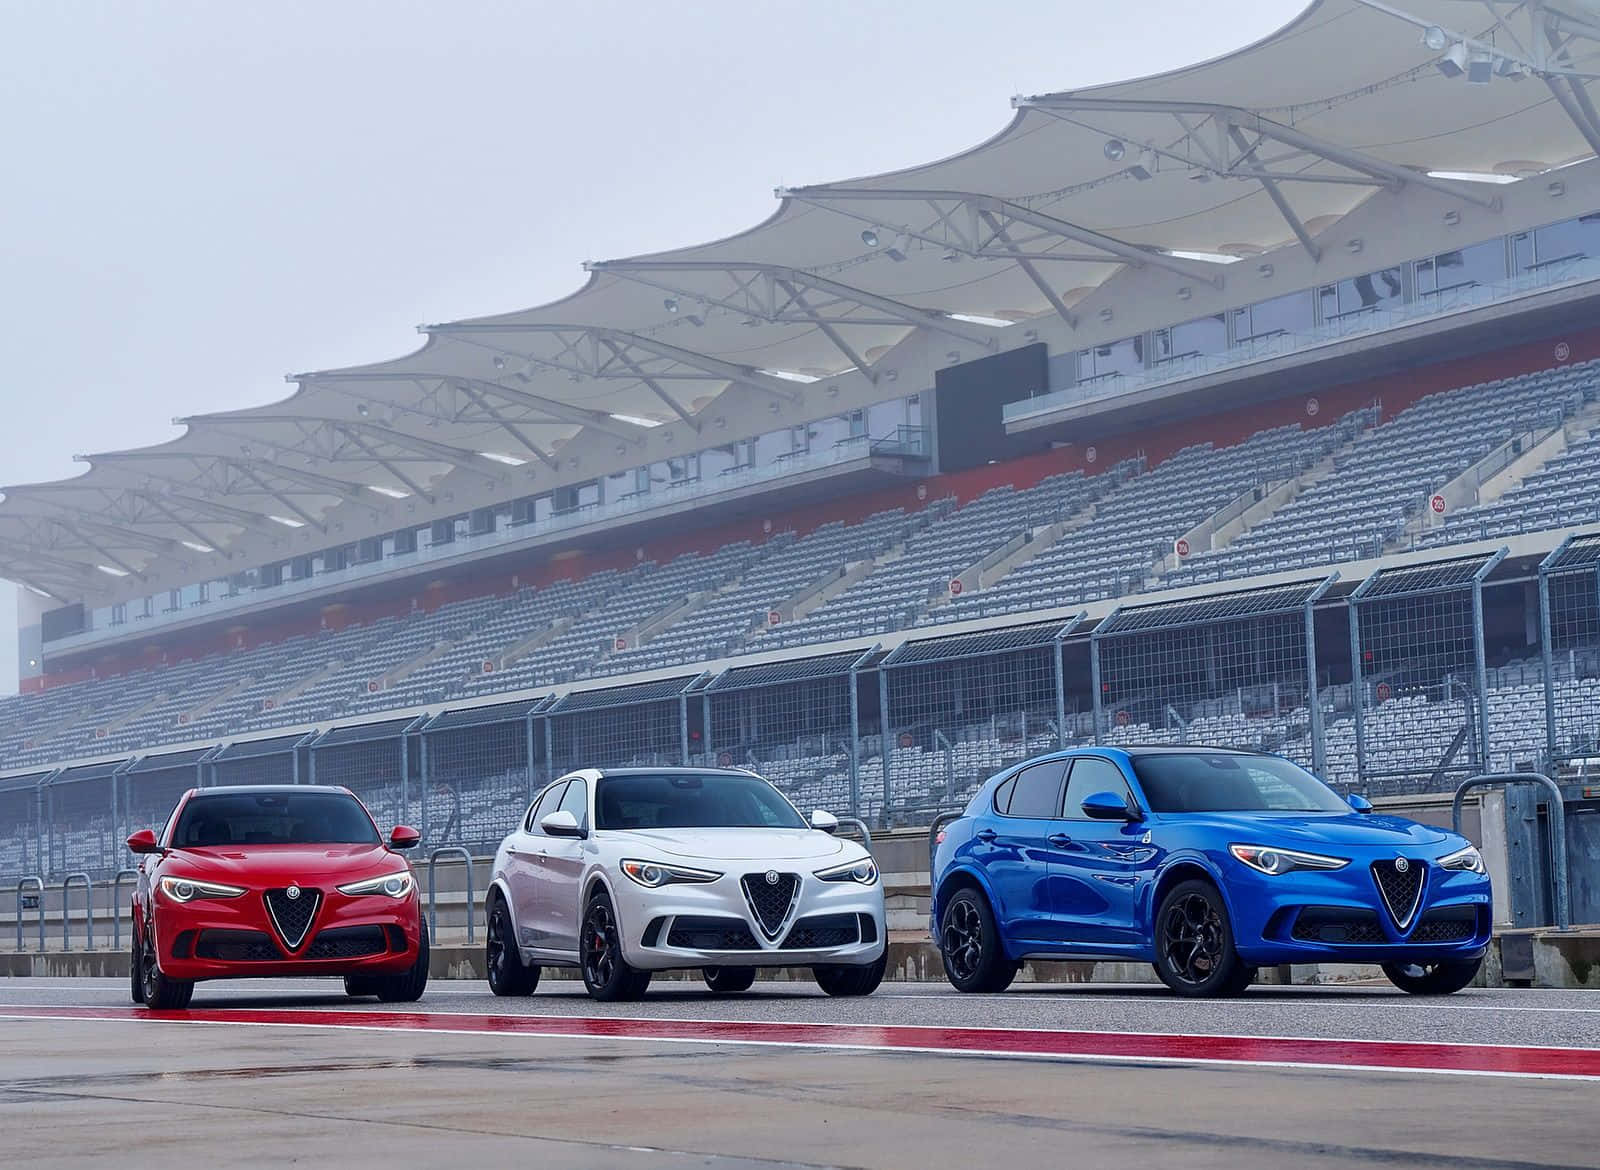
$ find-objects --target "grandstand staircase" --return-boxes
[925,503,1100,617]
[95,690,173,741]
[18,702,95,753]
[1161,420,1380,574]
[176,675,252,728]
[261,660,344,713]
[493,616,573,671]
[1403,396,1600,546]
[370,640,453,692]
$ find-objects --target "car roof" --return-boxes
[592,767,766,778]
[184,785,353,796]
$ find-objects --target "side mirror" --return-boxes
[1080,791,1143,822]
[389,825,421,850]
[126,829,162,855]
[810,810,839,833]
[1347,793,1374,814]
[541,810,586,839]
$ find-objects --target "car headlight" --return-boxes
[1229,844,1348,876]
[159,876,246,902]
[1439,844,1486,875]
[337,871,415,898]
[814,857,879,885]
[620,859,722,888]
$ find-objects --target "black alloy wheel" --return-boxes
[937,887,1018,993]
[139,924,194,1010]
[1153,879,1253,998]
[580,891,651,1002]
[487,897,539,997]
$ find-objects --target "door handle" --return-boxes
[1047,833,1073,847]
[975,828,998,843]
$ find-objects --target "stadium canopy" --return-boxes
[6,0,1600,600]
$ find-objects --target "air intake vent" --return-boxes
[263,887,322,950]
[740,872,799,941]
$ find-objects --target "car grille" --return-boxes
[740,872,799,940]
[1290,907,1386,945]
[666,916,760,950]
[195,929,283,962]
[304,925,389,960]
[1411,908,1477,944]
[263,887,322,950]
[779,913,860,950]
[1370,860,1425,930]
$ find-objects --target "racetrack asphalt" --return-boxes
[4,979,1598,1168]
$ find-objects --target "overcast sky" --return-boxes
[0,0,1299,692]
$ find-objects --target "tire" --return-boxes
[343,975,380,998]
[129,923,145,1005]
[1382,957,1481,996]
[580,889,651,1002]
[139,923,194,1011]
[937,885,1019,993]
[703,966,757,994]
[1153,879,1253,998]
[814,952,888,997]
[487,896,540,997]
[375,927,430,1003]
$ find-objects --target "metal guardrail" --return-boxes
[60,871,93,952]
[929,811,963,874]
[833,816,873,854]
[1452,771,1571,931]
[111,869,139,951]
[14,876,44,953]
[427,847,474,946]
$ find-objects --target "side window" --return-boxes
[1002,761,1068,819]
[525,782,567,834]
[1062,757,1136,820]
[992,775,1018,814]
[558,779,588,829]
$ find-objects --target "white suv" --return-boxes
[485,767,888,1001]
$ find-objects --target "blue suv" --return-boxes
[931,746,1491,997]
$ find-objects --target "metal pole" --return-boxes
[526,710,539,800]
[1539,560,1559,765]
[1472,578,1492,772]
[1306,576,1338,776]
[877,666,892,827]
[848,664,862,819]
[1348,596,1367,787]
[111,869,138,951]
[1052,631,1068,749]
[1089,635,1105,746]
[679,693,690,765]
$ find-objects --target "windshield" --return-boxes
[595,773,806,830]
[171,791,381,847]
[1130,753,1351,814]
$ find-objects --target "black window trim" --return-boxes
[525,780,568,834]
[994,758,1069,820]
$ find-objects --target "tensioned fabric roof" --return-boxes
[6,0,1599,600]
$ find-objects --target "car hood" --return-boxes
[1171,811,1455,849]
[165,843,401,885]
[617,828,848,862]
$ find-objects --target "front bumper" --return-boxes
[1224,857,1492,966]
[151,886,422,981]
[613,867,887,971]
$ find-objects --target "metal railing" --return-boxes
[426,847,475,946]
[111,868,138,951]
[1452,771,1571,930]
[14,876,43,953]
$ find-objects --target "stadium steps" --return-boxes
[1408,396,1600,546]
[768,551,894,627]
[260,659,345,714]
[368,639,454,693]
[18,702,96,753]
[929,502,1100,616]
[493,615,574,671]
[1162,418,1378,575]
[617,590,713,651]
[94,690,172,739]
[175,674,254,730]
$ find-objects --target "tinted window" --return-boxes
[171,791,380,847]
[525,782,567,833]
[1063,757,1136,820]
[558,779,588,828]
[594,773,806,830]
[1131,753,1350,813]
[1002,761,1066,819]
[991,775,1018,814]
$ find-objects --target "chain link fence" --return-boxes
[420,699,545,852]
[0,773,45,886]
[309,717,425,831]
[881,620,1081,825]
[45,761,122,880]
[119,749,207,846]
[1540,534,1600,766]
[548,677,696,776]
[1347,553,1502,794]
[705,651,867,819]
[207,733,311,787]
[1092,582,1333,773]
